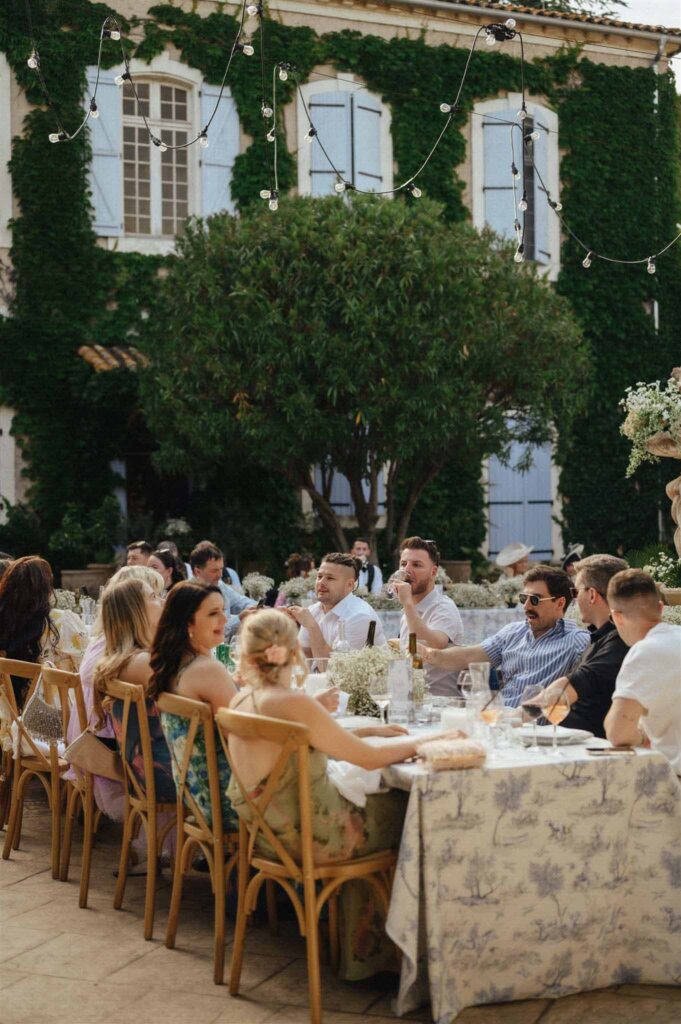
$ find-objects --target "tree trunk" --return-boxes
[293,466,349,551]
[390,463,442,561]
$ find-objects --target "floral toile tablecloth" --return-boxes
[383,747,681,1022]
[378,607,523,644]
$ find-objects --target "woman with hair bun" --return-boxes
[225,608,432,981]
[147,549,186,595]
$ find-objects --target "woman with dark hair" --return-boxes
[147,549,186,594]
[0,556,58,707]
[150,580,239,829]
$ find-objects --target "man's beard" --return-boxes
[411,580,430,597]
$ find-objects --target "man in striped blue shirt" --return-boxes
[422,565,589,706]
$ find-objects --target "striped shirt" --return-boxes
[481,618,590,708]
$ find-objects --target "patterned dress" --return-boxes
[110,697,176,804]
[226,691,408,981]
[160,711,239,832]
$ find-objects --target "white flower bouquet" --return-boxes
[643,551,681,589]
[242,572,275,600]
[445,581,499,609]
[277,570,317,604]
[162,517,192,537]
[620,375,681,476]
[54,589,78,612]
[490,575,525,607]
[328,645,429,716]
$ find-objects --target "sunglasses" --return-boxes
[518,593,558,607]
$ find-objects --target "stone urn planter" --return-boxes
[61,563,115,596]
[442,559,472,583]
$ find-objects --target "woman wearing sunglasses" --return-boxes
[421,565,590,708]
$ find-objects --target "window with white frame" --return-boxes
[85,57,240,249]
[471,95,560,279]
[297,77,393,197]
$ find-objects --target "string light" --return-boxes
[27,50,39,69]
[266,129,275,143]
[304,126,317,143]
[518,194,528,212]
[582,252,592,268]
[647,257,656,275]
[262,104,273,119]
[114,72,130,86]
[236,42,255,56]
[89,100,99,119]
[514,245,525,263]
[406,182,422,198]
[198,130,209,149]
[247,3,263,16]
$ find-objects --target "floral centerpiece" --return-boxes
[643,550,681,590]
[445,581,498,609]
[53,588,79,612]
[242,572,274,601]
[620,374,681,476]
[357,586,401,611]
[490,575,524,607]
[277,570,317,605]
[328,645,429,716]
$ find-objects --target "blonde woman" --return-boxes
[225,609,428,981]
[92,577,175,804]
[65,566,165,821]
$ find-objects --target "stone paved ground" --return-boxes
[1,790,680,1024]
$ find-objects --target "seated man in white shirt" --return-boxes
[288,552,385,660]
[394,536,464,696]
[605,568,681,775]
[351,538,383,595]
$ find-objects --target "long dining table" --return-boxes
[378,738,681,1022]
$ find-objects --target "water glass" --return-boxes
[440,697,469,732]
[469,662,491,692]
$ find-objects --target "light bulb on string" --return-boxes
[114,72,130,86]
[266,129,275,143]
[48,131,68,143]
[269,197,279,211]
[27,50,39,69]
[511,163,519,179]
[647,257,656,275]
[278,65,289,81]
[89,100,99,119]
[505,19,516,29]
[519,194,528,212]
[406,181,422,198]
[518,107,527,121]
[247,3,262,15]
[334,181,347,194]
[198,131,209,149]
[304,126,317,143]
[103,27,121,40]
[439,102,452,114]
[236,42,255,56]
[528,130,540,141]
[485,32,497,48]
[514,246,525,264]
[549,199,562,212]
[259,189,271,199]
[152,135,168,153]
[261,104,273,119]
[582,252,592,268]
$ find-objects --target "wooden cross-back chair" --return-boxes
[0,657,67,878]
[100,678,176,940]
[40,667,103,908]
[156,692,239,984]
[215,708,397,1024]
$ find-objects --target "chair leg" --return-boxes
[60,784,79,882]
[304,873,323,1024]
[266,878,279,936]
[50,765,61,880]
[114,808,135,910]
[79,781,95,909]
[165,829,186,950]
[143,814,158,940]
[2,763,23,860]
[328,891,340,973]
[228,846,250,996]
[213,847,226,985]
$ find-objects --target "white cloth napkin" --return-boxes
[327,758,384,807]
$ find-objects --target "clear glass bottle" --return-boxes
[332,620,351,654]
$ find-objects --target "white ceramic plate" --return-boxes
[520,724,593,745]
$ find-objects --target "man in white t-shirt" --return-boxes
[394,536,464,696]
[605,568,681,775]
[288,552,386,661]
[350,538,384,595]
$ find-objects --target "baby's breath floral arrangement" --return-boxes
[53,589,79,612]
[162,517,192,538]
[358,587,401,611]
[620,375,681,476]
[490,575,525,607]
[328,645,429,715]
[242,572,274,600]
[445,582,498,609]
[277,570,317,604]
[663,605,681,625]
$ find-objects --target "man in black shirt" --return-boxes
[541,554,629,738]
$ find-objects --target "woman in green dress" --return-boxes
[226,608,432,981]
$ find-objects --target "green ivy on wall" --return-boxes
[0,0,679,559]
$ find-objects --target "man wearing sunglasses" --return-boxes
[422,565,589,706]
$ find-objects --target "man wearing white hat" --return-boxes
[496,542,534,578]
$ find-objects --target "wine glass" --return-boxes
[368,676,390,723]
[458,670,473,701]
[520,683,544,753]
[542,687,570,757]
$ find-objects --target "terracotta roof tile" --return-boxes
[429,1,681,38]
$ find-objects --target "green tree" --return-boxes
[140,197,589,556]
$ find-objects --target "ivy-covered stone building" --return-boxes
[0,0,680,567]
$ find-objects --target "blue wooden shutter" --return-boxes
[200,83,239,217]
[532,116,550,265]
[488,439,553,561]
[309,92,351,196]
[352,92,383,192]
[85,67,122,236]
[482,113,516,241]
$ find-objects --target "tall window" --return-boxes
[122,81,190,237]
[297,78,393,197]
[471,95,560,279]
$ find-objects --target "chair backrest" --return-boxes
[100,678,156,808]
[215,708,312,879]
[0,658,56,766]
[40,667,86,739]
[156,691,224,844]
